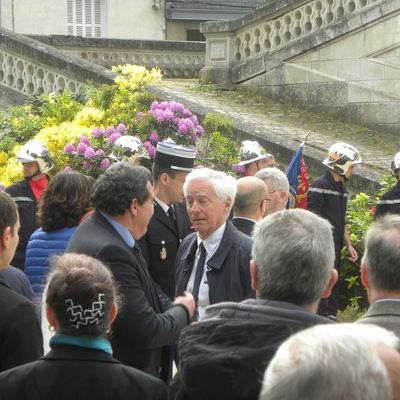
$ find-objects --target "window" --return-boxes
[186,29,205,42]
[68,0,103,37]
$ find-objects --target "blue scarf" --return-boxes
[50,334,113,355]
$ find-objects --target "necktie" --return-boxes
[168,205,177,229]
[192,242,206,302]
[133,242,144,259]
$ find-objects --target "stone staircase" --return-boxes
[200,0,400,133]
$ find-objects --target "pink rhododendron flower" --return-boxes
[116,123,127,133]
[64,143,75,154]
[91,128,105,138]
[106,126,116,136]
[100,158,111,169]
[84,147,96,159]
[80,136,90,145]
[143,141,156,158]
[178,124,188,135]
[135,112,144,121]
[149,132,160,143]
[63,166,73,173]
[108,133,122,144]
[77,142,88,154]
[95,149,106,158]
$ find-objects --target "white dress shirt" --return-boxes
[186,222,226,320]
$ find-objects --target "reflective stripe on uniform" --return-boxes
[308,187,348,197]
[12,197,35,202]
[377,199,400,205]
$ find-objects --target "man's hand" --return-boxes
[174,291,196,319]
[347,244,358,262]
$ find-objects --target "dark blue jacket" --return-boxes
[375,181,400,218]
[6,178,39,270]
[175,220,255,304]
[25,227,77,299]
[307,170,347,261]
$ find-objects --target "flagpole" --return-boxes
[301,130,311,147]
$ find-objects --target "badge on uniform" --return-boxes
[160,240,167,260]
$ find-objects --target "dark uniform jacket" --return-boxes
[375,181,400,218]
[231,217,255,237]
[307,170,347,263]
[6,178,39,269]
[173,299,332,400]
[66,210,190,378]
[0,274,43,373]
[175,220,255,304]
[0,345,167,400]
[140,201,193,299]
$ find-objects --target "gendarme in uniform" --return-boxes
[139,142,196,299]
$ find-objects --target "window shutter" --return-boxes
[68,0,102,38]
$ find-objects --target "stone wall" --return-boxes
[32,35,206,78]
[0,27,115,107]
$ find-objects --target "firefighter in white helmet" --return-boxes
[6,140,53,269]
[307,142,362,319]
[375,152,400,218]
[237,141,276,177]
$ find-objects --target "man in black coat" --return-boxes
[175,168,254,321]
[375,151,400,218]
[140,142,196,299]
[0,191,43,372]
[232,177,268,236]
[67,164,195,380]
[174,209,338,400]
[307,142,360,318]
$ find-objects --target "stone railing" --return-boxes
[200,0,387,84]
[31,35,206,78]
[0,28,115,105]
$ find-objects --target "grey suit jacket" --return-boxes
[356,300,400,338]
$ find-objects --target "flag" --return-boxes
[285,145,310,209]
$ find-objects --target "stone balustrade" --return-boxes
[31,35,206,79]
[200,0,386,84]
[0,28,115,108]
[232,0,380,65]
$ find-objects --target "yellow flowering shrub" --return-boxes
[112,64,161,91]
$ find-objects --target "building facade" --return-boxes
[0,0,263,41]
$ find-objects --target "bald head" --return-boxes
[233,177,268,221]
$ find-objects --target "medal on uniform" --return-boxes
[160,240,167,260]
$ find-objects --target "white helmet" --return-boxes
[237,140,273,166]
[323,142,362,176]
[109,136,150,164]
[16,140,53,173]
[391,152,400,175]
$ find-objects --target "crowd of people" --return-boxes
[1,134,400,399]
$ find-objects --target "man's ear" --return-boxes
[321,268,339,299]
[360,262,371,289]
[0,226,11,249]
[160,172,169,186]
[250,260,259,291]
[129,198,139,217]
[225,198,232,214]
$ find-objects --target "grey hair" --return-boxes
[252,208,334,305]
[255,167,289,193]
[363,214,400,291]
[183,168,237,207]
[260,323,398,400]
